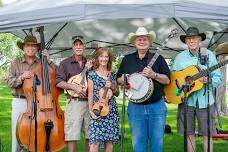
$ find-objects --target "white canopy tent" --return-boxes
[0,0,227,59]
[0,0,228,31]
[0,0,227,115]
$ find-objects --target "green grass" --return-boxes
[0,85,228,152]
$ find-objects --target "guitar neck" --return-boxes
[192,59,228,80]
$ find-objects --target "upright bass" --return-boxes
[16,27,65,152]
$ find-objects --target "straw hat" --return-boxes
[128,27,156,44]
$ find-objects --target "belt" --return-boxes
[13,95,26,99]
[67,96,87,102]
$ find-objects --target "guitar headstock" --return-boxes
[168,28,178,39]
[159,28,178,49]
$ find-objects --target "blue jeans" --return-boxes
[128,98,167,152]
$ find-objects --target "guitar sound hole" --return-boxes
[185,76,194,92]
[188,83,195,92]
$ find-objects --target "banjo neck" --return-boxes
[147,29,178,68]
[147,52,160,68]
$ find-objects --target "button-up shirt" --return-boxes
[55,55,87,84]
[5,55,56,97]
[171,49,222,108]
[5,56,40,96]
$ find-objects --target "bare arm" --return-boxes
[153,73,170,85]
[56,81,75,90]
[142,67,170,85]
[117,77,123,85]
[111,82,120,97]
[87,79,94,112]
[56,81,86,97]
[105,79,120,97]
[88,78,100,119]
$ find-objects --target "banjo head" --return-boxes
[126,73,154,103]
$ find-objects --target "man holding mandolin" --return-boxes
[171,27,223,152]
[55,36,92,152]
[117,27,171,152]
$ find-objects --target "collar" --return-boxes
[188,49,199,57]
[70,55,86,64]
[135,50,150,59]
[20,55,39,63]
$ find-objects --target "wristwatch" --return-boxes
[153,73,158,79]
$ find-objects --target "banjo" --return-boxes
[125,53,159,103]
[125,29,178,103]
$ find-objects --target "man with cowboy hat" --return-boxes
[5,35,54,152]
[171,27,222,152]
[117,27,170,152]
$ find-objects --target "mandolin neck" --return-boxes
[80,66,88,85]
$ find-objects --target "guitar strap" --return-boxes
[198,47,208,96]
[147,52,160,68]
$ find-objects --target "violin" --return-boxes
[92,73,113,118]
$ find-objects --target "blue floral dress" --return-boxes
[88,70,120,145]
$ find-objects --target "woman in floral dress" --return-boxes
[87,47,120,152]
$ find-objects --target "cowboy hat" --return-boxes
[180,27,206,43]
[17,35,40,50]
[128,27,156,44]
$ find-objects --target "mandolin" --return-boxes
[67,66,88,97]
[67,59,92,97]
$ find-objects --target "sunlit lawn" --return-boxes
[0,85,227,152]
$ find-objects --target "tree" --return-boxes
[0,33,22,83]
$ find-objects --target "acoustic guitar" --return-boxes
[164,59,228,104]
